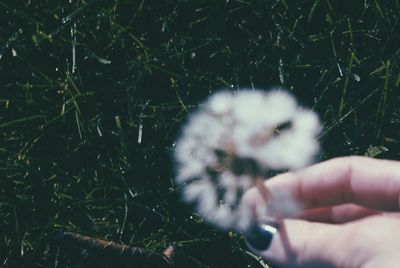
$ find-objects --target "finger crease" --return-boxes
[342,158,354,204]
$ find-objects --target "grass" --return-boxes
[1,0,400,267]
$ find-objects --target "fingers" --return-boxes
[244,157,400,267]
[246,219,345,267]
[265,156,400,212]
[244,185,387,222]
[246,216,400,268]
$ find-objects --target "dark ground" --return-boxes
[1,1,400,267]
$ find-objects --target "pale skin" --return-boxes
[244,156,400,268]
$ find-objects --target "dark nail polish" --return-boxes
[245,222,278,250]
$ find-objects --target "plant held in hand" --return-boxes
[174,89,320,234]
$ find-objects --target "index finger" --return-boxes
[265,156,400,212]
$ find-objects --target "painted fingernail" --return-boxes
[245,222,278,250]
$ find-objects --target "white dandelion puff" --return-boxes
[174,89,320,232]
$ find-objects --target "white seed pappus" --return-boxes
[174,89,320,231]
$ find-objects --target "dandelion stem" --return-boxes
[255,177,271,202]
[254,177,294,260]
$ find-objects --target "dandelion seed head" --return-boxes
[174,89,320,231]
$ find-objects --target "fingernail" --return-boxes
[245,222,278,250]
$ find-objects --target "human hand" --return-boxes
[244,156,400,268]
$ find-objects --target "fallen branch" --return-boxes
[54,231,174,268]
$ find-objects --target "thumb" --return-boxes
[245,219,347,268]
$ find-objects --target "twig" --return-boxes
[255,178,295,263]
[54,231,174,268]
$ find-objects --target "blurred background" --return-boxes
[1,0,400,267]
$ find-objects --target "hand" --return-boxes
[244,156,400,268]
